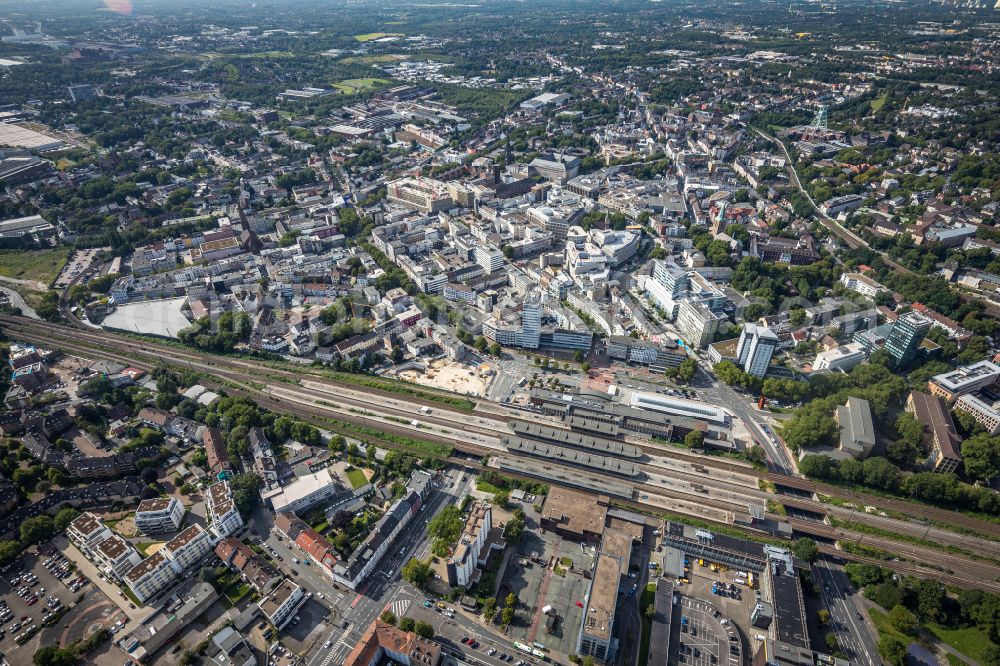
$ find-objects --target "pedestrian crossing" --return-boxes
[318,638,352,666]
[388,598,410,618]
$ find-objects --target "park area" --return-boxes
[332,78,389,94]
[354,32,403,42]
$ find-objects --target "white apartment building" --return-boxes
[258,580,305,630]
[839,272,887,298]
[813,343,865,373]
[446,502,493,588]
[473,245,504,274]
[162,524,214,573]
[134,497,184,534]
[67,512,113,557]
[124,551,176,603]
[91,533,142,580]
[206,481,244,540]
[736,323,778,378]
[676,300,725,349]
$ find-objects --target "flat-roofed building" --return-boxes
[134,497,184,534]
[629,392,729,427]
[578,550,622,662]
[206,625,256,666]
[839,272,887,298]
[540,487,608,543]
[67,511,112,557]
[813,343,865,373]
[928,361,1000,403]
[386,177,453,213]
[206,480,244,540]
[836,397,875,460]
[676,299,725,349]
[162,524,213,573]
[117,581,219,662]
[124,551,175,603]
[258,579,305,630]
[955,393,1000,435]
[0,214,56,248]
[263,465,364,515]
[446,501,493,588]
[906,390,963,474]
[91,533,142,580]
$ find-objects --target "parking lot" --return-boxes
[0,543,123,661]
[499,506,593,656]
[53,247,102,289]
[671,564,750,666]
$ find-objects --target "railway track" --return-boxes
[767,474,1000,541]
[6,315,1000,589]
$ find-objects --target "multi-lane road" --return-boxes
[4,314,1000,592]
[813,558,879,666]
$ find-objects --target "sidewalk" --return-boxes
[54,535,156,629]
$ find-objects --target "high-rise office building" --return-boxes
[651,259,689,299]
[736,323,779,377]
[884,311,932,369]
[516,290,543,348]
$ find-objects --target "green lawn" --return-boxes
[870,95,889,112]
[339,54,405,65]
[354,32,403,42]
[926,623,995,665]
[870,607,992,664]
[346,467,369,489]
[638,583,656,666]
[476,480,503,494]
[135,542,161,557]
[332,78,389,94]
[0,247,70,286]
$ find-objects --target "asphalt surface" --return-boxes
[812,557,879,666]
[252,467,478,666]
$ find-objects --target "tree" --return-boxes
[0,540,20,566]
[501,608,514,626]
[20,515,54,544]
[677,358,697,383]
[505,509,526,543]
[887,605,918,636]
[781,404,838,451]
[229,473,263,517]
[791,538,819,563]
[32,646,76,666]
[380,610,397,625]
[961,433,1000,483]
[824,633,838,650]
[414,621,434,639]
[54,507,81,531]
[817,609,831,625]
[684,430,705,449]
[399,617,415,632]
[877,635,908,666]
[483,598,498,622]
[401,558,432,588]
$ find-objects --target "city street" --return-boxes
[813,557,879,666]
[262,467,478,666]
